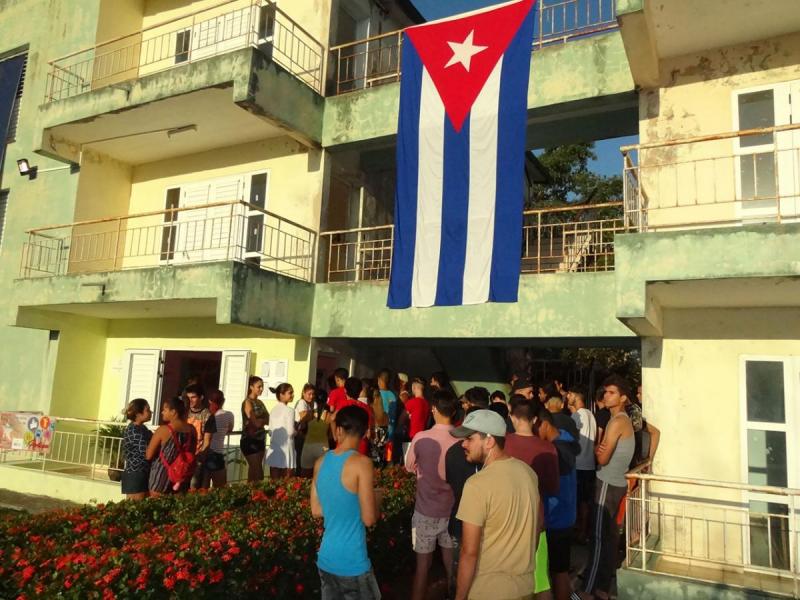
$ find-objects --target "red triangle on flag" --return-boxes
[405,0,535,133]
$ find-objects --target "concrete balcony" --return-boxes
[14,202,316,335]
[37,0,325,165]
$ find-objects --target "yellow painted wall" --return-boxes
[70,150,133,273]
[93,0,145,87]
[641,307,800,565]
[643,307,800,482]
[49,314,109,420]
[96,318,312,419]
[639,32,800,229]
[121,137,323,269]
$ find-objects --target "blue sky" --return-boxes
[411,0,502,20]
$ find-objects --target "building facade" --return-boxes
[1,0,799,597]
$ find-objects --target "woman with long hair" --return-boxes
[201,390,234,489]
[145,396,196,496]
[121,398,152,500]
[241,376,269,482]
[265,383,296,479]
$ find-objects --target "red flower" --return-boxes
[176,569,190,581]
[164,576,176,590]
[102,588,116,600]
[209,570,224,584]
[295,583,305,594]
[21,565,35,582]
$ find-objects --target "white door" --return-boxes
[120,349,164,424]
[173,177,246,264]
[734,81,800,222]
[190,3,259,62]
[740,356,800,571]
[220,350,251,433]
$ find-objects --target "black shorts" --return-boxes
[205,451,226,472]
[577,468,596,504]
[547,527,572,573]
[240,436,266,456]
[121,470,149,494]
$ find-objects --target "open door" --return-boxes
[120,349,164,424]
[220,350,251,433]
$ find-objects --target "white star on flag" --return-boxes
[445,30,488,71]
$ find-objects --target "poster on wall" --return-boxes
[259,359,289,400]
[0,413,56,453]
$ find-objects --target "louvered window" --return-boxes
[6,54,26,143]
[0,189,8,250]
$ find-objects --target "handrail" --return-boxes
[626,470,800,498]
[330,30,400,53]
[49,0,260,64]
[523,200,623,216]
[26,200,315,237]
[320,224,394,236]
[621,122,800,153]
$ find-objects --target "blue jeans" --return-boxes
[319,568,381,600]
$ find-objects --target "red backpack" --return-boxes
[159,425,197,491]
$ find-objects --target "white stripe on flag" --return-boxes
[462,59,502,304]
[412,67,445,307]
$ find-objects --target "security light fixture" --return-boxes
[17,158,35,177]
[16,157,79,180]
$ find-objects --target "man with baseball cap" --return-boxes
[452,410,541,600]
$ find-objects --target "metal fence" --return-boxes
[0,417,249,484]
[625,470,800,598]
[329,0,617,94]
[622,122,800,231]
[44,0,324,102]
[318,202,626,283]
[20,200,317,282]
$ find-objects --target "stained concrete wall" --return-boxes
[637,31,800,229]
[0,0,104,413]
[311,272,635,340]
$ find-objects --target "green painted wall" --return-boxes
[311,272,634,339]
[321,31,636,147]
[0,0,104,412]
[617,568,781,600]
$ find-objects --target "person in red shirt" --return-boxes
[405,377,431,441]
[326,368,349,412]
[328,376,374,456]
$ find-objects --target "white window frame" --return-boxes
[732,81,800,221]
[738,355,800,570]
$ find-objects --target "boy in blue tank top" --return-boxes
[311,405,382,599]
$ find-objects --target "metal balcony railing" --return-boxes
[0,417,249,484]
[329,0,618,95]
[318,202,626,283]
[20,201,317,282]
[622,123,800,231]
[625,468,800,598]
[44,0,324,103]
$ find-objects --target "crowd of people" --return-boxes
[120,366,659,600]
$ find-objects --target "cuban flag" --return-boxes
[387,0,536,309]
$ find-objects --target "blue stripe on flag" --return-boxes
[387,35,423,309]
[489,7,535,302]
[435,115,471,306]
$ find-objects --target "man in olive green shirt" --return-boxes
[451,410,541,600]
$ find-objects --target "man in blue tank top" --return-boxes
[311,405,381,599]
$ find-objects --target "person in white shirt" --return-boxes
[201,390,234,489]
[567,385,597,544]
[266,383,296,478]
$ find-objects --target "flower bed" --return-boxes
[0,467,416,599]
